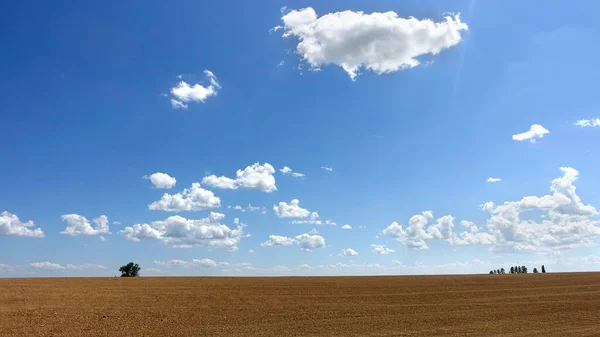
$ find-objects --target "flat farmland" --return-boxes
[1,273,599,336]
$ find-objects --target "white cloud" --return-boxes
[378,167,599,254]
[341,224,352,230]
[99,236,107,241]
[30,262,106,270]
[487,177,502,183]
[227,204,267,213]
[279,166,305,178]
[202,163,277,192]
[154,258,225,268]
[273,199,312,218]
[338,248,358,256]
[248,249,255,253]
[260,232,326,251]
[320,166,333,172]
[260,235,297,247]
[60,214,111,236]
[575,118,600,127]
[120,213,245,250]
[276,8,468,80]
[370,244,395,255]
[143,172,176,189]
[148,182,221,212]
[295,233,326,251]
[482,167,599,253]
[0,211,44,238]
[512,124,549,142]
[169,70,220,109]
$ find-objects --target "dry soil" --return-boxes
[1,273,599,336]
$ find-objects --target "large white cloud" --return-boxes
[148,183,221,212]
[276,8,468,80]
[0,211,44,238]
[203,163,277,192]
[60,214,111,236]
[120,213,245,250]
[170,70,220,109]
[273,199,312,218]
[482,167,599,253]
[380,167,599,253]
[143,172,176,189]
[512,124,549,142]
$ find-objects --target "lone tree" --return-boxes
[533,268,539,273]
[119,262,141,277]
[489,270,494,274]
[541,265,546,273]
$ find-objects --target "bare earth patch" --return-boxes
[1,273,599,336]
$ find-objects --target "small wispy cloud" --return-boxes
[487,177,502,183]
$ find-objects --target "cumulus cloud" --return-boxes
[273,199,312,218]
[120,213,245,250]
[321,166,333,172]
[148,183,221,212]
[276,7,468,80]
[379,167,599,253]
[169,70,220,109]
[260,235,297,247]
[0,211,44,238]
[143,172,176,189]
[260,232,326,251]
[512,124,549,142]
[487,177,502,183]
[153,258,227,268]
[341,224,352,230]
[575,119,600,127]
[295,233,326,251]
[482,167,599,253]
[370,244,395,255]
[279,166,305,178]
[338,248,358,256]
[202,163,277,192]
[60,214,111,236]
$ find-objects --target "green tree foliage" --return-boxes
[533,268,538,273]
[510,266,515,274]
[517,266,522,274]
[521,266,527,274]
[489,270,494,274]
[500,268,505,274]
[541,265,546,273]
[119,262,141,277]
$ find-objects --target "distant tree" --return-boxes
[119,262,141,277]
[521,266,528,274]
[541,265,546,273]
[510,266,515,274]
[533,268,538,273]
[516,266,521,274]
[500,268,505,274]
[489,270,494,274]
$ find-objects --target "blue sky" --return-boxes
[2,0,600,277]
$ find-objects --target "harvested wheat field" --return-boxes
[1,273,599,336]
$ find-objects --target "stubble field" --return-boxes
[1,273,599,336]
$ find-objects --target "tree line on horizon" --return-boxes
[489,265,546,274]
